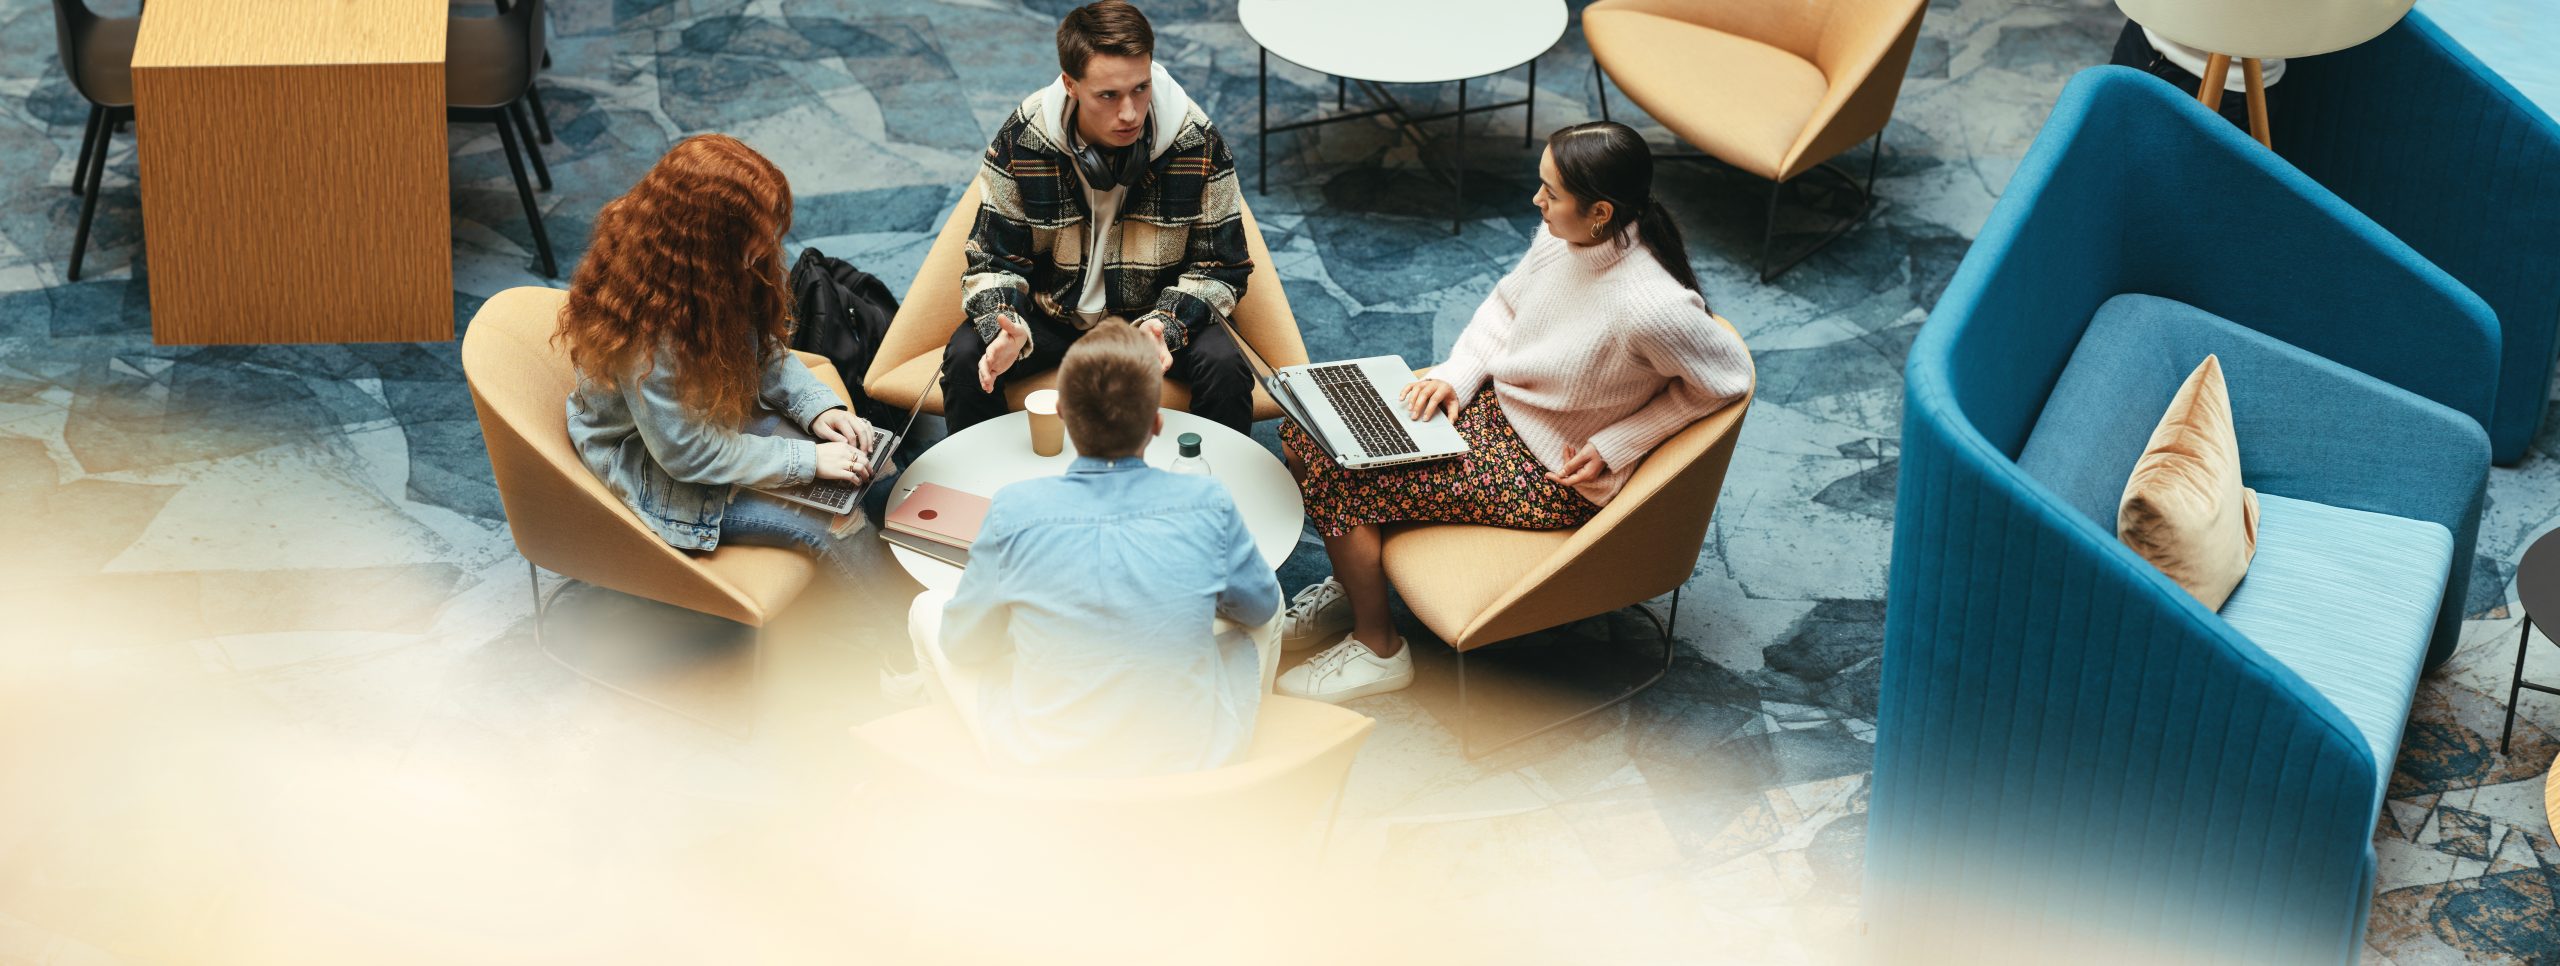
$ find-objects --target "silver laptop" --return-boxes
[1223,316,1468,470]
[746,386,930,515]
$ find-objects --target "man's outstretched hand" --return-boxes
[1134,315,1176,373]
[978,311,1032,392]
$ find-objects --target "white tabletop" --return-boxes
[1239,0,1567,85]
[883,410,1307,595]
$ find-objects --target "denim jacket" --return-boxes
[940,456,1282,775]
[566,346,846,551]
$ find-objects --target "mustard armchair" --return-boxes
[1381,316,1754,756]
[863,178,1307,420]
[461,285,854,727]
[1585,0,1928,280]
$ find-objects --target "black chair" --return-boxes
[449,0,557,277]
[52,0,138,282]
[490,0,553,144]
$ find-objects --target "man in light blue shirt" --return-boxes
[912,322,1280,775]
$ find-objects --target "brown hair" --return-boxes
[1056,1,1154,80]
[554,134,794,427]
[1058,323,1163,457]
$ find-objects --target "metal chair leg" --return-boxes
[509,102,553,191]
[2505,615,2538,754]
[72,106,102,196]
[1458,588,1682,760]
[1594,63,1612,124]
[526,84,555,144]
[1756,126,1886,283]
[1452,78,1467,235]
[494,117,558,277]
[1258,46,1269,195]
[68,113,113,282]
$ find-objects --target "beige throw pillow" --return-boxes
[2118,355,2259,610]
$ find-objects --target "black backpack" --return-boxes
[788,246,901,425]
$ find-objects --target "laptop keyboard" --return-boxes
[1308,364,1419,457]
[805,426,897,512]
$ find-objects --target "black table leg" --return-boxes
[2505,615,2538,754]
[1525,57,1536,147]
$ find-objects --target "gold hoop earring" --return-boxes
[1588,223,1603,240]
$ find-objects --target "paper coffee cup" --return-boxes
[1025,388,1064,457]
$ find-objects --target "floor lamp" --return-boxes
[2116,0,2414,147]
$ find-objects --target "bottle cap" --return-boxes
[1177,433,1202,458]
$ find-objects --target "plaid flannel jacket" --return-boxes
[961,98,1251,354]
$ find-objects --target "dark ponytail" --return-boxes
[1545,121,1707,305]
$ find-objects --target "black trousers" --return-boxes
[2108,19,2283,134]
[938,310,1256,436]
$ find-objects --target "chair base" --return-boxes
[1456,588,1680,760]
[1753,151,1881,283]
[527,561,762,738]
[1593,66,1884,283]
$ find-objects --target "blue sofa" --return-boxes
[1865,69,2497,965]
[2280,11,2560,465]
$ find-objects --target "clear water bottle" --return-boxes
[1167,432,1212,476]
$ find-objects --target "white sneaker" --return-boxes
[1281,577,1354,651]
[1276,637,1415,704]
[878,664,929,708]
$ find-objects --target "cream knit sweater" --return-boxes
[1429,226,1753,506]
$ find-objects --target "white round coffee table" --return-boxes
[1241,0,1568,232]
[883,410,1306,595]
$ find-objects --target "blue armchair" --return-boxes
[1865,69,2497,965]
[2279,11,2560,465]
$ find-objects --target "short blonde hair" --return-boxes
[1058,322,1162,457]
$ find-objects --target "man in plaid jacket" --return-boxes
[940,0,1257,434]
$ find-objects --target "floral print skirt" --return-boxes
[1281,388,1600,538]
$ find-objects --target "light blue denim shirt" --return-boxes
[940,456,1283,776]
[566,345,845,550]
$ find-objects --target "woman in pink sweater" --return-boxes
[1275,121,1754,704]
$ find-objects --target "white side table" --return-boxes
[882,409,1306,595]
[1240,0,1568,233]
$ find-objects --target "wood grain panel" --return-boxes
[133,61,452,344]
[132,0,443,69]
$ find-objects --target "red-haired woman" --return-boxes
[560,134,875,578]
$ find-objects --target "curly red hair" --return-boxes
[555,134,795,426]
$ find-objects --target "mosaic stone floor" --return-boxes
[2,0,2557,962]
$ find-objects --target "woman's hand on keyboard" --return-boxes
[810,408,873,457]
[814,442,870,482]
[1400,379,1459,422]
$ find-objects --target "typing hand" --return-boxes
[1400,379,1459,422]
[978,312,1031,393]
[1135,316,1176,373]
[810,408,872,456]
[1544,442,1607,487]
[814,441,872,483]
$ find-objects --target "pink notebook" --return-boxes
[883,483,991,549]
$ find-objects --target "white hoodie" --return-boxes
[1033,62,1194,325]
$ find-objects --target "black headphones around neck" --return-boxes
[1065,101,1153,190]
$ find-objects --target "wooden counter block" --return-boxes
[132,0,452,345]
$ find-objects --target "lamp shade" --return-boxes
[2116,0,2413,59]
